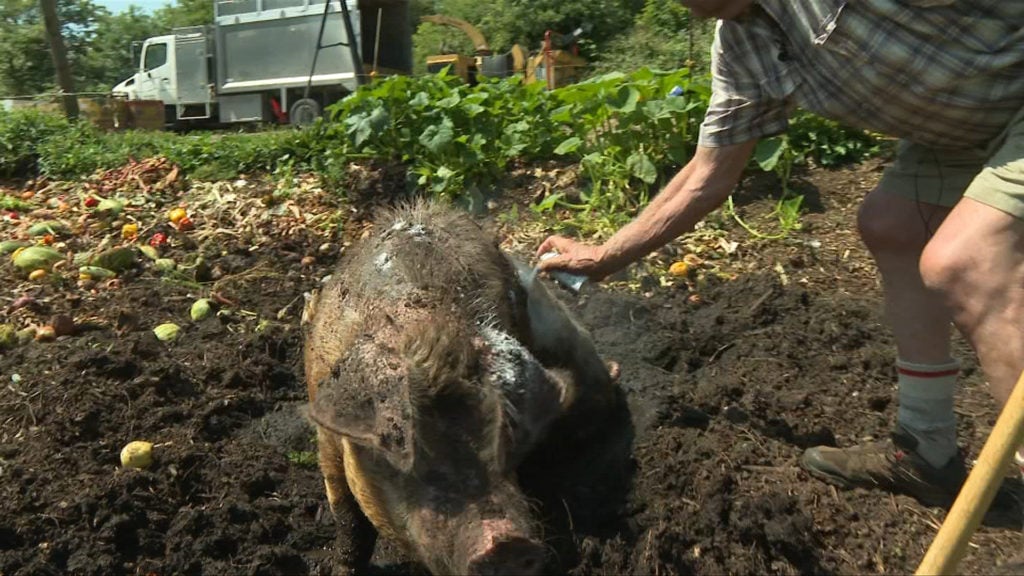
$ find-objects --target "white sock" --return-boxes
[895,358,960,468]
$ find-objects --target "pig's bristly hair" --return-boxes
[370,199,517,331]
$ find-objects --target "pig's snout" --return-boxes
[465,519,546,576]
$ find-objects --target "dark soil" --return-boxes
[1,159,1021,576]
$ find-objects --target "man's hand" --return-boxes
[535,236,616,281]
[534,141,757,285]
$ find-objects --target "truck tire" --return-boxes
[289,98,321,127]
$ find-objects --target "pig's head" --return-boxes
[308,313,568,575]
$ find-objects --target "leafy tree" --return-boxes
[40,0,79,118]
[79,7,158,92]
[153,0,214,29]
[489,0,644,57]
[412,0,645,74]
[592,0,716,75]
[637,0,690,33]
[0,0,104,96]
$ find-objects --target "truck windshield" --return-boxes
[144,43,168,71]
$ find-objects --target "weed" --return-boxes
[286,450,319,468]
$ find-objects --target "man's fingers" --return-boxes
[536,254,568,272]
[536,235,571,259]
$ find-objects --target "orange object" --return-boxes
[168,207,187,224]
[668,261,690,277]
[122,223,139,240]
[176,216,194,231]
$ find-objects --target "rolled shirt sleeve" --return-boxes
[698,17,795,147]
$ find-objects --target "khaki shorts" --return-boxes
[879,105,1024,219]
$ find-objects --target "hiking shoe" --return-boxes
[800,428,967,508]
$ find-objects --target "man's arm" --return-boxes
[536,139,757,279]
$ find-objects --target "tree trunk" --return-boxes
[39,0,79,120]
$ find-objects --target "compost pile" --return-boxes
[0,159,1020,575]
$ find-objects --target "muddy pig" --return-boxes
[302,200,617,575]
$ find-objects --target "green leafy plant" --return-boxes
[0,67,883,241]
[0,108,73,178]
[724,136,805,240]
[546,68,709,234]
[286,450,318,468]
[326,70,562,200]
[788,111,884,167]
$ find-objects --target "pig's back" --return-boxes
[305,200,524,398]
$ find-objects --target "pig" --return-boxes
[302,199,617,575]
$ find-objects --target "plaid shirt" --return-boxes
[698,0,1024,150]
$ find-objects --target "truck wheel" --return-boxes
[289,98,322,126]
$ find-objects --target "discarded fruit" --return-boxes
[91,246,137,272]
[0,240,29,255]
[190,298,212,321]
[139,244,159,260]
[16,327,35,344]
[122,223,139,240]
[50,315,76,337]
[153,322,181,342]
[120,441,154,469]
[84,196,99,208]
[79,266,117,280]
[148,233,168,249]
[13,246,63,271]
[96,198,124,216]
[176,216,194,231]
[7,295,35,312]
[0,324,17,350]
[28,269,47,281]
[168,207,187,224]
[34,325,56,342]
[154,258,176,272]
[27,221,67,237]
[668,261,690,277]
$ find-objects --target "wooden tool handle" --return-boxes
[916,370,1024,575]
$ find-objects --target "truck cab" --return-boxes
[111,0,412,128]
[112,36,175,103]
[112,29,214,126]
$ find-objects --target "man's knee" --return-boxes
[919,197,1019,313]
[857,187,945,254]
[919,239,968,301]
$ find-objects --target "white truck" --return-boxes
[111,0,411,127]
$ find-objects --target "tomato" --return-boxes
[149,232,168,247]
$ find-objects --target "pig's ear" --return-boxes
[308,359,416,472]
